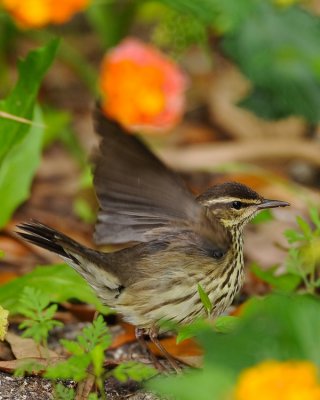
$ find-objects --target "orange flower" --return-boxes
[234,360,320,400]
[99,38,187,133]
[1,0,89,28]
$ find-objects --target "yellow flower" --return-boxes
[0,306,9,341]
[1,0,89,28]
[235,360,320,400]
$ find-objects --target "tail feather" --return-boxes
[17,221,81,265]
[16,221,122,300]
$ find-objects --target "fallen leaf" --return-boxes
[0,271,20,285]
[0,357,63,374]
[5,332,58,359]
[110,322,136,349]
[149,337,203,358]
[75,372,95,400]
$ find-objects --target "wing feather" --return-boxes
[92,108,230,253]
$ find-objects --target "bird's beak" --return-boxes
[258,199,290,210]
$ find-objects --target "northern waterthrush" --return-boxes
[17,109,289,370]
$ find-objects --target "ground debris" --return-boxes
[0,372,55,400]
[0,372,159,400]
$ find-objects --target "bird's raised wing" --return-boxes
[93,108,229,252]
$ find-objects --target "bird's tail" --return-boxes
[17,221,91,265]
[16,221,122,300]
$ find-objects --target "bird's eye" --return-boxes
[232,201,242,210]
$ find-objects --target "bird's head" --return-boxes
[197,182,289,230]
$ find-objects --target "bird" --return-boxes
[17,108,289,371]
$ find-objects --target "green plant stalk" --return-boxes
[25,30,97,94]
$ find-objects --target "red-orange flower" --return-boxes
[99,38,187,133]
[1,0,89,28]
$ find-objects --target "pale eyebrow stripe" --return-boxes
[203,197,260,206]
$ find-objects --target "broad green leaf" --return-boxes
[176,319,210,343]
[214,315,239,333]
[73,198,95,223]
[148,366,234,400]
[251,209,273,224]
[0,39,59,162]
[0,107,44,228]
[202,294,320,370]
[223,2,320,122]
[197,284,213,316]
[0,264,109,315]
[251,263,301,292]
[149,294,320,400]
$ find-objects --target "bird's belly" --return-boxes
[114,259,244,327]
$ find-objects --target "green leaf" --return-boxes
[251,262,301,292]
[60,339,84,356]
[296,216,312,240]
[0,107,44,228]
[156,0,255,31]
[20,319,62,344]
[176,319,210,343]
[284,228,304,244]
[148,366,234,400]
[18,286,51,314]
[197,284,213,317]
[0,264,109,315]
[91,344,105,378]
[223,2,320,122]
[54,384,75,400]
[42,107,86,165]
[204,294,320,369]
[251,209,273,224]
[78,315,111,352]
[285,248,306,277]
[87,1,136,49]
[88,394,99,400]
[45,354,91,381]
[310,207,320,230]
[73,198,95,224]
[0,39,59,162]
[149,294,320,400]
[214,316,239,333]
[112,361,156,383]
[14,360,44,377]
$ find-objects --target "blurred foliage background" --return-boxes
[1,0,320,228]
[1,0,320,399]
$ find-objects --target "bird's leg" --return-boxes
[148,326,182,373]
[135,327,165,372]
